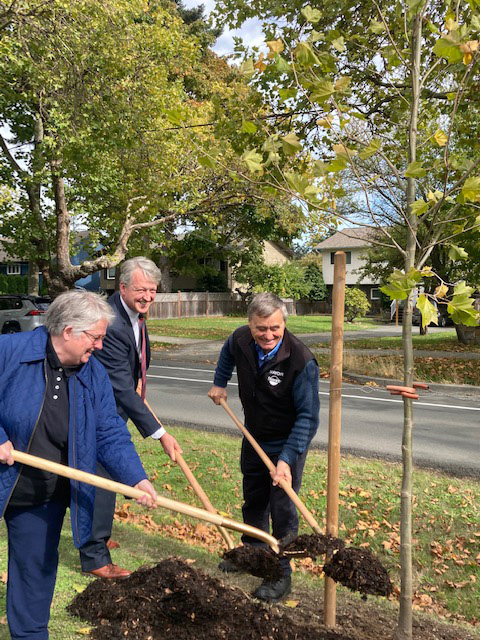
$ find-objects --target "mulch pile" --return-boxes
[68,557,351,640]
[323,548,393,599]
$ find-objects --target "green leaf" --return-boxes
[432,38,463,63]
[240,58,255,78]
[198,155,216,169]
[380,268,424,301]
[313,160,328,177]
[295,42,320,66]
[448,244,469,261]
[301,5,322,23]
[165,109,184,126]
[241,119,257,134]
[358,139,381,159]
[285,172,310,195]
[325,156,348,172]
[282,133,302,155]
[332,36,345,52]
[242,149,264,173]
[276,56,291,73]
[334,76,351,92]
[461,176,480,201]
[404,161,427,178]
[416,294,438,328]
[278,87,297,100]
[411,199,429,215]
[310,79,335,101]
[447,283,480,326]
[369,19,385,34]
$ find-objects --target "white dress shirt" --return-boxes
[119,295,165,440]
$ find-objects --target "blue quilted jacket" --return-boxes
[0,327,147,547]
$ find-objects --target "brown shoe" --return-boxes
[106,539,120,550]
[86,564,131,579]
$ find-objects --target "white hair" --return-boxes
[45,290,115,336]
[119,257,161,286]
[248,293,288,321]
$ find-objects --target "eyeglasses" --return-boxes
[129,287,157,296]
[83,331,106,344]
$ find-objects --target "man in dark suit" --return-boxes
[79,257,181,578]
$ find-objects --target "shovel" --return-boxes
[141,396,235,550]
[10,449,279,553]
[219,399,322,534]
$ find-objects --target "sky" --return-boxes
[182,0,264,55]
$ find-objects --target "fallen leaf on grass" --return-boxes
[73,584,86,593]
[77,628,92,635]
[1,571,7,584]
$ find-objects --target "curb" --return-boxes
[344,372,480,398]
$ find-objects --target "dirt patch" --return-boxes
[68,558,478,640]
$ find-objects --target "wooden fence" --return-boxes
[148,292,298,319]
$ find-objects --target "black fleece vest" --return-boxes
[232,325,316,441]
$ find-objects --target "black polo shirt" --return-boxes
[9,337,80,507]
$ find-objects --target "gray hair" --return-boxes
[45,290,115,336]
[119,257,161,286]
[247,293,288,321]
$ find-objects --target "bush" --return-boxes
[0,274,28,294]
[344,287,370,322]
[304,262,327,301]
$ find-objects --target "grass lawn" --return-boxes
[342,332,480,353]
[1,426,478,638]
[147,315,379,340]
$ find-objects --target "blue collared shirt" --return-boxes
[255,338,283,368]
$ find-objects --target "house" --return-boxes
[314,228,382,311]
[98,239,295,294]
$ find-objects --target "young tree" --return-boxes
[204,1,479,637]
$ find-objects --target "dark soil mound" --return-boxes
[222,545,284,581]
[281,534,346,559]
[68,557,350,640]
[323,547,393,598]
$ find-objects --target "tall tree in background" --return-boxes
[199,0,479,636]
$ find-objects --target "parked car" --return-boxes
[0,294,51,333]
[412,304,452,327]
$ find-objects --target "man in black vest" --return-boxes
[208,293,319,602]
[79,257,182,579]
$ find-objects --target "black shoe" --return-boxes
[253,576,291,602]
[218,558,243,573]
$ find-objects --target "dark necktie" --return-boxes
[138,315,147,401]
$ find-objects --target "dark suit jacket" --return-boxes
[93,291,159,438]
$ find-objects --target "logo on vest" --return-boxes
[267,370,284,387]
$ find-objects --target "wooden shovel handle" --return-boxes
[142,398,235,550]
[219,399,322,534]
[11,449,279,553]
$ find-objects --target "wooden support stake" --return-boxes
[324,251,346,628]
[177,290,181,318]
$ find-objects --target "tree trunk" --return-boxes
[395,12,422,640]
[157,254,172,292]
[28,261,39,295]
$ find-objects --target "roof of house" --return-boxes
[315,227,379,250]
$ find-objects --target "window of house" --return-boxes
[106,267,116,279]
[6,263,21,275]
[330,251,351,265]
[370,287,381,300]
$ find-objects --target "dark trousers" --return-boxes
[240,439,307,576]
[5,500,67,639]
[78,464,116,571]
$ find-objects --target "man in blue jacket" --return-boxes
[208,292,319,602]
[0,290,157,640]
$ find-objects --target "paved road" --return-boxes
[146,356,480,478]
